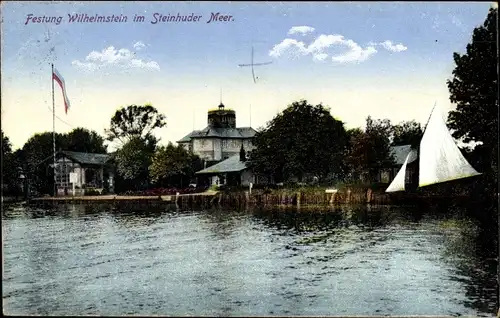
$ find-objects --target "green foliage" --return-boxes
[344,117,395,181]
[19,128,108,195]
[342,128,364,179]
[149,142,203,187]
[21,131,68,195]
[342,119,421,182]
[2,130,12,155]
[392,120,423,148]
[247,100,348,183]
[106,105,167,191]
[114,137,153,188]
[446,8,498,174]
[1,131,21,195]
[105,104,166,146]
[65,128,107,153]
[208,184,219,191]
[84,188,101,196]
[239,144,246,162]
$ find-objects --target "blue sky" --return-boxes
[1,1,495,150]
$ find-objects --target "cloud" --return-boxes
[378,40,408,52]
[308,34,344,53]
[331,42,377,63]
[269,39,308,58]
[287,26,315,36]
[130,59,160,69]
[312,53,328,62]
[269,33,379,64]
[133,41,146,50]
[72,45,160,71]
[71,60,99,71]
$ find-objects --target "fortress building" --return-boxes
[177,102,257,162]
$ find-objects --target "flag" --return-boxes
[52,67,71,114]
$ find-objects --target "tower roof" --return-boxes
[177,126,256,143]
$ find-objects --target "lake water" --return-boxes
[2,202,498,316]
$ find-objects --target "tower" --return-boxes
[207,102,236,128]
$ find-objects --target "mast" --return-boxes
[414,102,436,189]
[387,103,436,193]
[495,4,499,312]
[51,64,56,197]
[422,102,437,135]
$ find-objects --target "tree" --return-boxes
[344,117,395,181]
[149,143,203,187]
[114,136,153,189]
[446,8,497,173]
[1,131,18,194]
[105,104,166,147]
[239,144,246,162]
[18,128,107,195]
[65,127,107,153]
[1,130,12,155]
[392,120,423,148]
[22,132,68,195]
[247,100,348,183]
[342,128,364,180]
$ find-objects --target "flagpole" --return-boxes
[495,5,499,316]
[51,63,56,197]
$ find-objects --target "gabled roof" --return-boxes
[178,130,200,143]
[61,151,111,165]
[390,145,418,165]
[196,155,248,174]
[177,126,256,142]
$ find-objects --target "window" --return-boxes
[228,139,240,148]
[380,170,390,183]
[56,159,71,189]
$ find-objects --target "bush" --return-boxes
[208,184,220,192]
[84,189,101,196]
[120,186,209,196]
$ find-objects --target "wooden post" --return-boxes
[329,192,336,204]
[347,189,351,204]
[367,189,372,203]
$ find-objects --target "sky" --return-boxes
[1,1,496,151]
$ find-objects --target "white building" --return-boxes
[177,102,257,162]
[49,150,115,195]
[195,154,271,187]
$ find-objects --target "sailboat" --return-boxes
[385,104,481,193]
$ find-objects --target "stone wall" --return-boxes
[192,137,254,161]
[193,139,215,160]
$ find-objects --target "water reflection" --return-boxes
[437,216,498,314]
[2,202,497,316]
[251,203,498,316]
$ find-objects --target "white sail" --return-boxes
[418,106,481,188]
[385,152,411,193]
